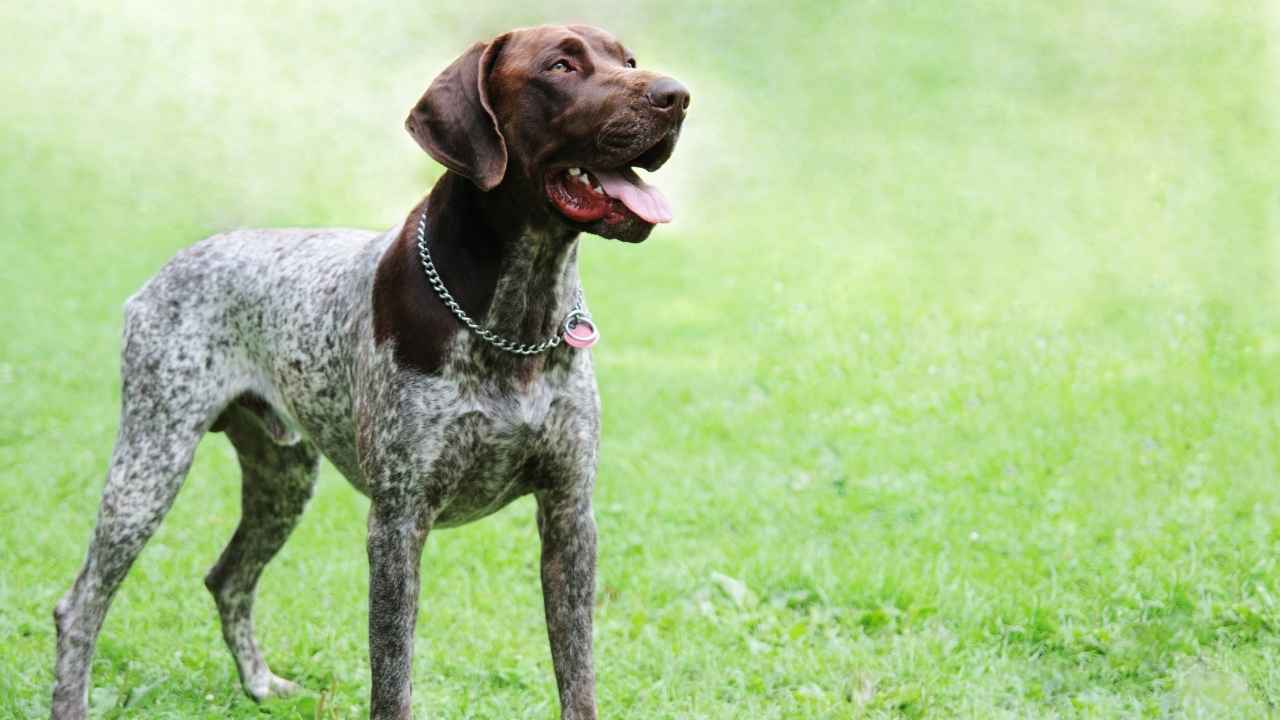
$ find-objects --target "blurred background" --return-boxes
[3,2,1279,718]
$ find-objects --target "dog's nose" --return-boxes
[646,77,690,113]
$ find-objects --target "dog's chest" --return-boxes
[428,387,566,527]
[356,337,597,525]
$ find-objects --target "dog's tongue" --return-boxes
[594,168,673,224]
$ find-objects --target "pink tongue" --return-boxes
[593,168,673,224]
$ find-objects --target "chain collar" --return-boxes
[415,209,591,356]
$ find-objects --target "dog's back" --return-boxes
[126,227,390,472]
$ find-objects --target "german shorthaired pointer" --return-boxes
[51,24,688,720]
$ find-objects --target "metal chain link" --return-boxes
[416,209,587,356]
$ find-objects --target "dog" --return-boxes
[51,24,688,720]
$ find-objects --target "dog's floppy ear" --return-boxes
[406,35,509,191]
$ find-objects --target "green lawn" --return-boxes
[3,2,1279,718]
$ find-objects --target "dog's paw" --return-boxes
[245,672,304,702]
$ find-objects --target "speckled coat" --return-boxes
[51,22,689,720]
[51,214,602,718]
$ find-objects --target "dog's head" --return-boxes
[406,24,689,243]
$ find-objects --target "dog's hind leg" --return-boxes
[51,366,212,718]
[204,399,319,701]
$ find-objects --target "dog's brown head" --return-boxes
[406,24,689,243]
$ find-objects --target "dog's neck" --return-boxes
[372,171,583,377]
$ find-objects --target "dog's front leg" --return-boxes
[367,502,431,720]
[536,488,598,720]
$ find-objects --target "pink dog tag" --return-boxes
[563,318,599,349]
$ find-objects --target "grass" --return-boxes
[2,1,1279,717]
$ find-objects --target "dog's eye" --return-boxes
[625,58,637,68]
[549,60,573,73]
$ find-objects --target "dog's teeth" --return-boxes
[567,167,581,176]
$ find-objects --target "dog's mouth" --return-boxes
[544,134,677,229]
[546,166,672,227]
